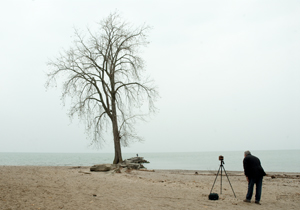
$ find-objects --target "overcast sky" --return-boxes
[0,0,299,153]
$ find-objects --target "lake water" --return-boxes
[0,150,299,172]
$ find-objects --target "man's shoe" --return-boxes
[255,201,261,205]
[243,199,251,203]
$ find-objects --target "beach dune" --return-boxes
[0,166,299,210]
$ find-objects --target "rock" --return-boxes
[90,164,118,172]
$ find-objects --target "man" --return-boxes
[243,150,266,205]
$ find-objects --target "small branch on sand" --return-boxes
[78,171,91,175]
[139,169,155,172]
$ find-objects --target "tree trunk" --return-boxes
[112,121,122,164]
[111,59,123,164]
[113,124,123,164]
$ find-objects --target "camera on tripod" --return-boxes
[218,155,224,165]
[209,155,236,199]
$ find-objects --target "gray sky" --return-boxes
[1,0,299,153]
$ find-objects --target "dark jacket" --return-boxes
[243,154,266,178]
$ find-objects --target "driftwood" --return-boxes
[266,174,300,179]
[90,164,119,172]
[90,157,150,172]
[78,171,91,175]
[117,157,150,170]
[140,169,155,172]
[69,166,82,169]
[119,157,150,169]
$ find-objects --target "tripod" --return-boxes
[210,160,236,197]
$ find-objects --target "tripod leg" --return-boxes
[209,166,221,194]
[220,165,223,194]
[222,166,236,198]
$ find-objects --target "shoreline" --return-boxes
[2,165,300,175]
[1,150,299,173]
[1,166,300,209]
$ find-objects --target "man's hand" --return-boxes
[246,177,249,182]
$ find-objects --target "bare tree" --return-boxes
[46,13,158,164]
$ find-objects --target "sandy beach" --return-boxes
[0,166,299,210]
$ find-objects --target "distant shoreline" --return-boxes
[1,165,300,175]
[1,150,299,172]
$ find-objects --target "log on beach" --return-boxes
[90,157,150,171]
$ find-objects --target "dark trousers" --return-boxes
[246,177,263,202]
